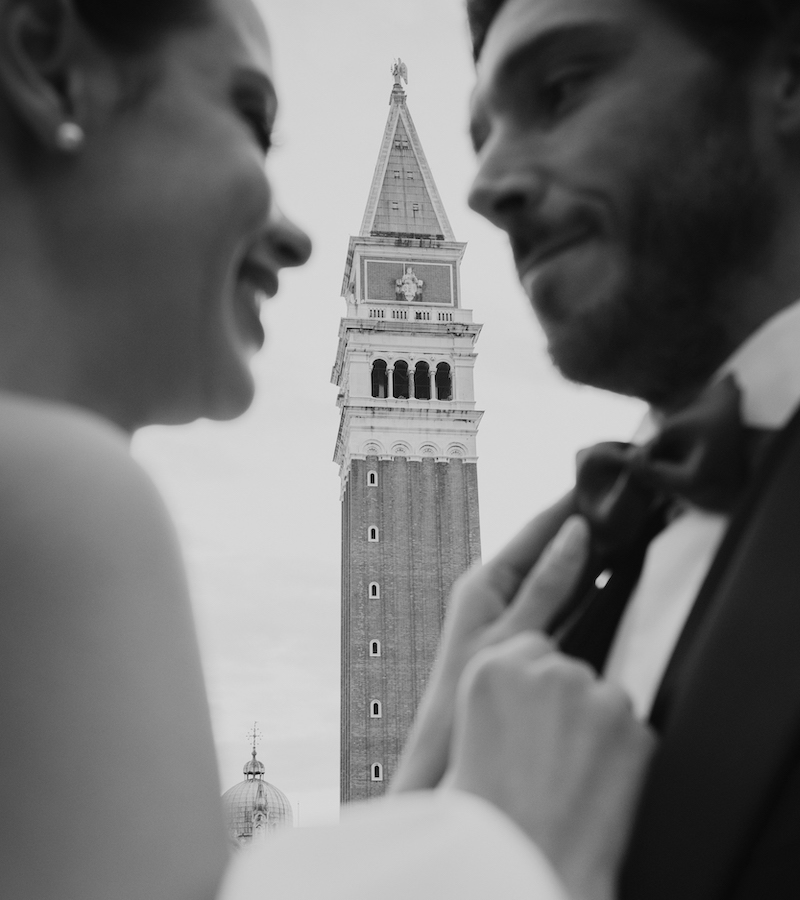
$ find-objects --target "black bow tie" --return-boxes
[575,375,759,565]
[551,375,771,667]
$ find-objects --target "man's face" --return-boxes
[468,0,776,407]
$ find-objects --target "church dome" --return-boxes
[221,748,293,848]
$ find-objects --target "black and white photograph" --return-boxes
[1,1,797,898]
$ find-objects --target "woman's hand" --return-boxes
[392,503,590,792]
[445,634,655,900]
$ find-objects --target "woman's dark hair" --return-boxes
[467,0,800,66]
[74,0,212,53]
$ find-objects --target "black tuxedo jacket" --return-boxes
[533,409,800,900]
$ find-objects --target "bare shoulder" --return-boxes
[0,394,188,599]
[0,394,189,647]
[0,395,227,900]
[0,393,171,540]
[0,393,189,639]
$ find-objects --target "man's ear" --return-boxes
[772,20,800,141]
[0,0,86,151]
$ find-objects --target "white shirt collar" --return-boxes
[636,299,800,441]
[718,299,800,429]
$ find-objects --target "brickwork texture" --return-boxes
[341,456,481,803]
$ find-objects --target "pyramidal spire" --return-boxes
[358,59,455,241]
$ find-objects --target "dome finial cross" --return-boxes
[246,722,263,757]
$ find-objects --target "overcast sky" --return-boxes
[132,0,645,827]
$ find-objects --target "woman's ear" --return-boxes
[0,0,86,152]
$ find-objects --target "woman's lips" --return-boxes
[234,257,279,349]
[234,281,266,348]
[239,258,279,299]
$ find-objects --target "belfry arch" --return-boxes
[435,362,452,400]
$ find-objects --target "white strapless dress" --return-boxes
[218,790,568,900]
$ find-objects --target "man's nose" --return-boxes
[468,143,544,230]
[265,205,313,269]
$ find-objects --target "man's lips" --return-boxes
[515,226,595,282]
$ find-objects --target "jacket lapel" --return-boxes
[620,409,800,900]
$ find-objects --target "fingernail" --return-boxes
[549,516,588,556]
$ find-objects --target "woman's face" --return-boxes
[57,0,311,428]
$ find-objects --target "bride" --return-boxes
[0,2,652,899]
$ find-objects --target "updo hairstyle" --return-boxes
[74,0,211,53]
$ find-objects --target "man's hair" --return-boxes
[467,0,800,65]
[74,0,212,53]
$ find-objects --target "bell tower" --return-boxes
[333,62,483,804]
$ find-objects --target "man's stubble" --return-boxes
[541,74,778,410]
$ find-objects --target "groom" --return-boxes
[464,0,800,898]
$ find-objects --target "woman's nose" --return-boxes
[266,205,312,269]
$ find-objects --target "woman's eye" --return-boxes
[241,107,273,154]
[249,116,273,154]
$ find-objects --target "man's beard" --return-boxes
[543,75,778,409]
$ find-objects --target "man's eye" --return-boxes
[539,69,593,119]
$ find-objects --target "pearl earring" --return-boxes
[55,121,85,153]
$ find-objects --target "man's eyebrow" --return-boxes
[490,21,634,89]
[469,21,634,152]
